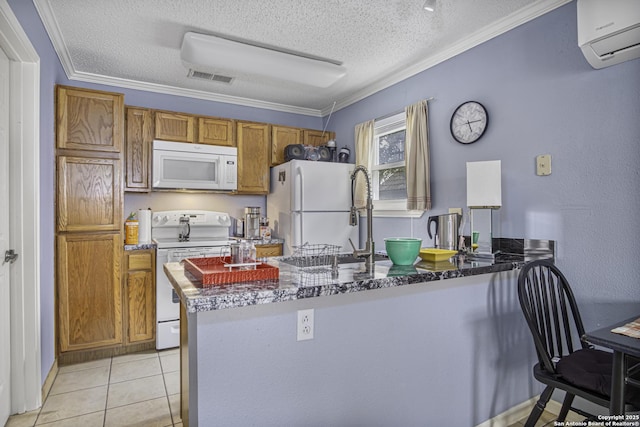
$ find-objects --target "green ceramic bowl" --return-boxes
[384,238,422,265]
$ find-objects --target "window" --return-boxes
[370,112,413,215]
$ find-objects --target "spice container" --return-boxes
[124,212,139,245]
[259,217,271,240]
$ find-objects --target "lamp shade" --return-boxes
[180,32,347,88]
[466,160,502,208]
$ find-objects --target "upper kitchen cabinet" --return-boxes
[236,121,270,194]
[56,86,124,153]
[57,155,122,233]
[125,107,153,192]
[198,117,235,146]
[271,125,302,166]
[304,129,335,147]
[155,111,195,143]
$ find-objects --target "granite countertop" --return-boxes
[230,237,284,246]
[164,238,554,314]
[124,242,157,251]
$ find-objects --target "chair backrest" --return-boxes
[517,259,589,373]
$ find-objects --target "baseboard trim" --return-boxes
[57,341,156,366]
[41,358,58,402]
[545,399,586,422]
[476,396,586,427]
[476,397,538,427]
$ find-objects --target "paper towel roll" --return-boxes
[138,209,152,244]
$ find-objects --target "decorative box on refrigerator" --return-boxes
[267,160,359,255]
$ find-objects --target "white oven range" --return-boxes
[152,210,232,349]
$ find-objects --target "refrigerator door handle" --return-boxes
[293,211,303,247]
[294,165,304,212]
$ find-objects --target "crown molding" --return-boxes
[324,0,572,116]
[33,0,323,117]
[68,70,324,116]
[35,0,571,118]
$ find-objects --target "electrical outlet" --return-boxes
[448,208,462,215]
[297,309,314,341]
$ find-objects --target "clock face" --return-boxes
[450,101,488,144]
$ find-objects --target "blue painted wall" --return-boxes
[330,2,640,324]
[8,0,640,397]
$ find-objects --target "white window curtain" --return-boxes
[405,100,432,211]
[354,119,374,209]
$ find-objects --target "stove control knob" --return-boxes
[153,215,169,225]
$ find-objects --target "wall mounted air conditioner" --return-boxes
[577,0,640,69]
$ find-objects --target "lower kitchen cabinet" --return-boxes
[123,248,156,344]
[255,243,283,258]
[57,232,123,353]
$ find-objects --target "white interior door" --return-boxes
[0,45,11,426]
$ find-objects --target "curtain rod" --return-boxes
[374,97,434,122]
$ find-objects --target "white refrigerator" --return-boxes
[267,160,359,255]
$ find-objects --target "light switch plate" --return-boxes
[536,154,551,176]
[448,208,462,215]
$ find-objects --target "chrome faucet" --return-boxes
[348,165,375,268]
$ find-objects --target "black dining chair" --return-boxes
[517,259,639,426]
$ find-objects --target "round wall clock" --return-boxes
[450,101,488,144]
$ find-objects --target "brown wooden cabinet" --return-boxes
[271,125,302,166]
[57,233,123,352]
[255,243,283,258]
[155,111,195,142]
[55,85,127,362]
[123,249,155,344]
[56,86,124,153]
[304,129,335,146]
[198,117,235,146]
[125,107,153,192]
[57,155,122,232]
[236,121,271,194]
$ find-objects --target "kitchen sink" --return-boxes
[279,253,388,268]
[336,253,389,264]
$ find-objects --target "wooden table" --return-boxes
[583,316,640,415]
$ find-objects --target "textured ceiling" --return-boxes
[34,0,570,115]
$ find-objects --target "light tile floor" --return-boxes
[6,349,181,427]
[5,349,577,427]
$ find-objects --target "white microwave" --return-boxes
[152,140,237,191]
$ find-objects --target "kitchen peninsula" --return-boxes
[165,239,553,427]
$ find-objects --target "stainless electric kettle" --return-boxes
[427,213,461,250]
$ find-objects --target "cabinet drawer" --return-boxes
[256,244,282,258]
[128,252,153,270]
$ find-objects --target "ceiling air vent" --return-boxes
[187,69,234,84]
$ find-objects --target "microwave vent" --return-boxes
[187,69,234,84]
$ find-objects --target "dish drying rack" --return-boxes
[289,243,341,269]
[288,243,341,287]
